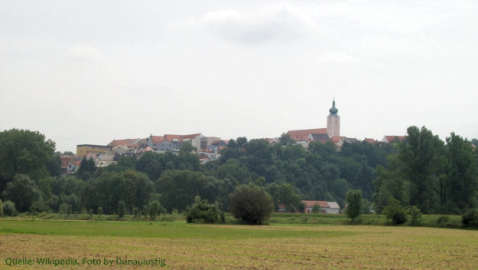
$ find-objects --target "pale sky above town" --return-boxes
[1,0,477,152]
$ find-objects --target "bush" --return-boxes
[436,215,450,224]
[133,207,141,218]
[383,198,407,225]
[462,209,478,228]
[345,189,362,221]
[3,200,18,216]
[149,201,161,221]
[229,185,274,225]
[0,199,3,216]
[117,201,125,218]
[407,206,422,226]
[311,203,321,214]
[97,207,103,217]
[185,196,222,223]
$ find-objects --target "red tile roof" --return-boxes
[108,139,140,146]
[287,128,327,141]
[364,138,378,144]
[182,133,201,140]
[164,134,182,142]
[302,200,329,208]
[150,136,165,144]
[383,136,406,143]
[330,136,344,143]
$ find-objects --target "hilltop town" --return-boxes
[66,100,406,174]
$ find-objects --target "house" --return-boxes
[147,133,205,153]
[207,140,228,152]
[76,144,112,157]
[309,133,330,143]
[60,155,80,174]
[287,128,328,143]
[96,153,116,167]
[302,200,329,214]
[332,136,360,149]
[325,202,341,214]
[108,138,147,154]
[302,200,341,214]
[364,138,378,144]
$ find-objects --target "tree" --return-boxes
[229,185,274,225]
[266,183,302,212]
[77,157,96,180]
[3,174,42,212]
[312,203,321,214]
[398,126,444,213]
[45,154,62,177]
[279,133,295,146]
[117,200,125,217]
[373,126,446,214]
[0,129,55,192]
[444,133,477,211]
[148,201,161,220]
[345,189,362,221]
[156,170,220,212]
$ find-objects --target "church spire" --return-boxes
[329,99,338,115]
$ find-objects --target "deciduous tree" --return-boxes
[229,185,274,225]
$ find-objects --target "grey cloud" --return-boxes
[201,4,313,45]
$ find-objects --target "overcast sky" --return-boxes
[1,0,477,152]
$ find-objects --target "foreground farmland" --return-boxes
[1,220,477,269]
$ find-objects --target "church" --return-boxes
[286,100,357,147]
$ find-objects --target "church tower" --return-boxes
[327,99,340,138]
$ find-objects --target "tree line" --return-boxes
[1,127,477,218]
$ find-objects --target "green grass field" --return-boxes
[1,218,478,269]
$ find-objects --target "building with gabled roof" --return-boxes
[302,200,341,214]
[147,133,205,152]
[76,144,112,157]
[287,128,327,142]
[364,138,378,144]
[382,136,406,143]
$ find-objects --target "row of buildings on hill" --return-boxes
[72,99,406,171]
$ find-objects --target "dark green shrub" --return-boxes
[407,206,422,226]
[462,209,478,228]
[3,200,18,216]
[97,207,103,217]
[185,196,221,223]
[383,198,407,225]
[149,201,161,221]
[117,201,125,218]
[437,215,449,225]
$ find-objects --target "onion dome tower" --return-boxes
[327,99,340,138]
